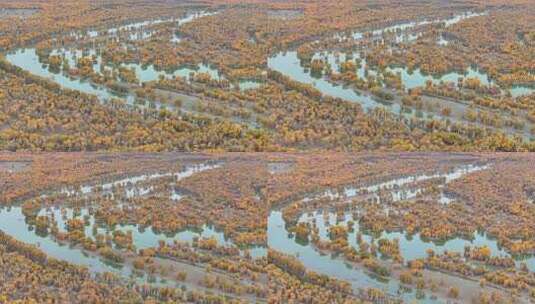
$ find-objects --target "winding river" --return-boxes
[4,9,532,130]
[0,163,266,287]
[1,9,535,301]
[268,11,533,114]
[268,163,535,303]
[1,160,533,302]
[5,11,261,110]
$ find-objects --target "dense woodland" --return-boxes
[1,0,535,302]
[2,153,535,303]
[0,0,532,151]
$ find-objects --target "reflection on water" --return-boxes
[268,10,532,113]
[237,80,263,91]
[268,211,430,302]
[0,204,268,288]
[295,210,535,270]
[6,46,262,106]
[6,48,126,102]
[267,163,534,302]
[171,12,217,43]
[308,164,488,203]
[0,206,130,275]
[69,163,221,195]
[5,48,223,102]
[4,11,240,107]
[0,163,265,287]
[71,11,217,42]
[341,11,487,42]
[268,51,383,111]
[268,49,533,113]
[437,35,449,46]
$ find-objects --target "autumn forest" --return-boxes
[1,0,534,303]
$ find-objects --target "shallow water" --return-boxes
[0,203,269,290]
[295,210,535,270]
[344,11,487,42]
[268,51,385,111]
[237,80,263,91]
[0,205,132,276]
[5,45,264,108]
[268,10,532,113]
[268,49,533,112]
[171,12,217,43]
[0,160,531,300]
[6,48,128,102]
[0,163,265,286]
[267,163,534,302]
[71,11,216,42]
[309,164,489,203]
[268,211,438,302]
[4,11,232,107]
[70,163,221,195]
[5,48,224,100]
